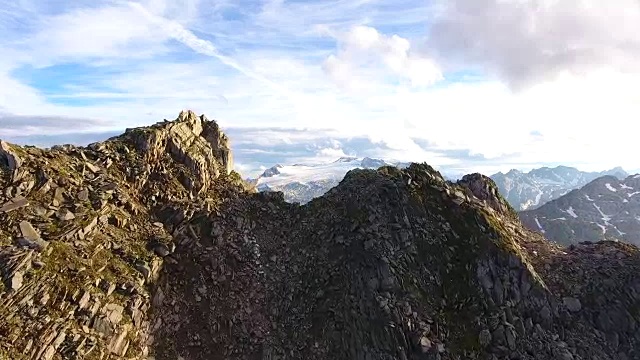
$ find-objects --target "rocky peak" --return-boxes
[260,164,283,178]
[458,173,518,220]
[119,110,233,194]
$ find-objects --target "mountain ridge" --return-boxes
[249,159,628,208]
[491,165,628,211]
[520,173,640,246]
[0,110,639,359]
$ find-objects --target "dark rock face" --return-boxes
[0,111,639,360]
[520,174,640,246]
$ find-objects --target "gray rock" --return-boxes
[506,327,516,350]
[0,140,22,171]
[53,187,65,205]
[19,220,39,240]
[0,196,28,213]
[16,237,48,251]
[540,306,552,323]
[78,291,91,309]
[77,188,89,201]
[85,162,101,173]
[18,221,48,250]
[56,208,76,221]
[419,337,432,353]
[135,261,151,279]
[105,303,124,324]
[563,297,582,312]
[92,316,114,336]
[9,271,23,290]
[153,244,171,257]
[367,277,379,291]
[479,329,492,347]
[493,325,506,345]
[559,350,574,360]
[514,318,526,336]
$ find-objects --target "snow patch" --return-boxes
[605,183,617,192]
[628,191,640,197]
[592,204,623,236]
[534,190,543,207]
[585,194,594,201]
[534,217,546,234]
[593,203,611,222]
[620,183,633,190]
[624,199,629,203]
[565,206,578,218]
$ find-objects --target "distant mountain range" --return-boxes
[490,166,628,211]
[520,174,640,246]
[247,157,412,204]
[250,158,630,211]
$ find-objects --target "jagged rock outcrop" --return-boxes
[1,111,639,360]
[128,110,233,194]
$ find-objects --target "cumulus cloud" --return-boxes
[428,0,640,88]
[323,25,443,89]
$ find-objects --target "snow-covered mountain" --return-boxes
[491,166,628,211]
[519,174,640,246]
[250,160,629,209]
[248,157,420,204]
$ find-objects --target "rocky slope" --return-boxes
[520,174,640,246]
[1,111,640,360]
[491,166,628,211]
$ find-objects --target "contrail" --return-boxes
[127,1,301,101]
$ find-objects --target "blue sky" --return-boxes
[1,0,640,177]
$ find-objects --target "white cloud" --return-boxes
[323,25,443,88]
[21,4,168,67]
[0,0,639,177]
[428,0,640,88]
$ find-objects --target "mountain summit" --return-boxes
[1,111,640,360]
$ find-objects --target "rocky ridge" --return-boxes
[1,111,639,360]
[520,174,640,246]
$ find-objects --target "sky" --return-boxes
[1,0,639,177]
